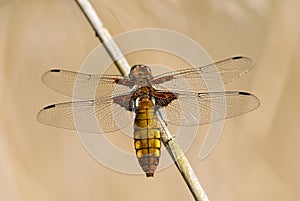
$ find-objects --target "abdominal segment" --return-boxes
[134,105,161,177]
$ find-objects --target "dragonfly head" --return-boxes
[129,65,153,81]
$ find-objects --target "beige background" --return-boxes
[0,0,299,201]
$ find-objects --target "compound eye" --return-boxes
[129,65,152,78]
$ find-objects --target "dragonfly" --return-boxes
[37,56,260,177]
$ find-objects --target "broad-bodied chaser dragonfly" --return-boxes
[37,56,260,177]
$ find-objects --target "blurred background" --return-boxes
[0,0,299,200]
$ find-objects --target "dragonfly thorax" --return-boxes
[135,86,152,98]
[133,86,155,105]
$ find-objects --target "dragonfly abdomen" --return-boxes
[134,99,161,177]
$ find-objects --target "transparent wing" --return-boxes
[153,56,254,91]
[42,69,130,99]
[37,93,134,134]
[157,91,260,126]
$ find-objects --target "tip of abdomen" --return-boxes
[146,172,154,177]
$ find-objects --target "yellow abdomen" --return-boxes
[134,99,161,177]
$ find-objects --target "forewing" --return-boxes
[153,56,254,91]
[157,91,260,126]
[42,69,129,99]
[37,93,134,133]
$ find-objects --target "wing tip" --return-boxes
[238,91,261,108]
[231,56,255,73]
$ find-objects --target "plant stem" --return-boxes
[74,1,209,200]
[75,0,131,76]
